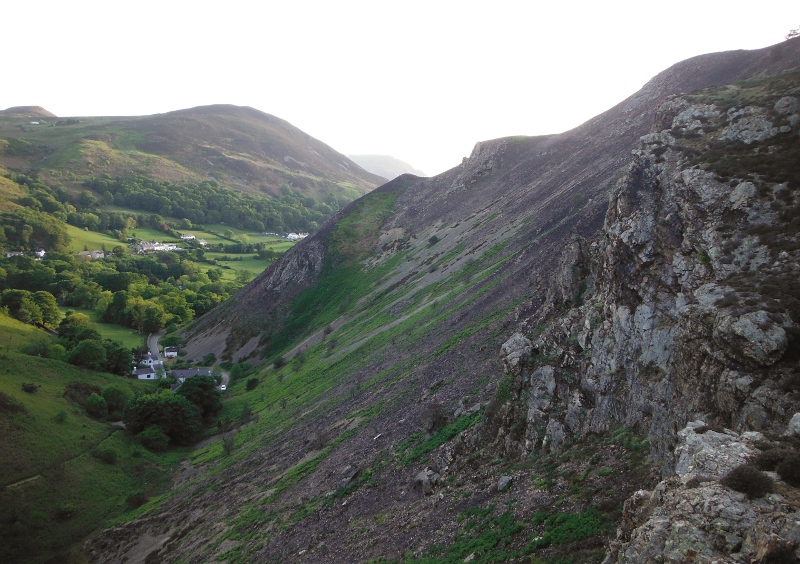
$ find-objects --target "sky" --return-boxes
[3,1,798,176]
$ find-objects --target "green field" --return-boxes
[128,226,180,243]
[64,224,125,253]
[57,306,145,350]
[204,253,272,279]
[0,313,47,353]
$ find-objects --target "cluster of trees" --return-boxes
[1,249,244,335]
[123,376,222,448]
[84,174,347,232]
[0,288,61,327]
[0,207,70,252]
[20,313,132,375]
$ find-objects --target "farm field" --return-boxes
[56,306,145,350]
[64,225,124,253]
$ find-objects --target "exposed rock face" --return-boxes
[482,83,800,474]
[604,422,800,563]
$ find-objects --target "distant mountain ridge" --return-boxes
[0,103,384,206]
[347,154,426,180]
[0,106,56,118]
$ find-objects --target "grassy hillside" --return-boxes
[0,321,184,563]
[0,104,383,217]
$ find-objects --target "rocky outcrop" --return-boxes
[604,422,800,563]
[484,78,800,474]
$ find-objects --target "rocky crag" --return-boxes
[477,73,800,561]
[87,40,800,563]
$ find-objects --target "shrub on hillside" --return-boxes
[54,503,77,521]
[246,378,259,391]
[721,464,774,498]
[0,391,26,414]
[101,385,129,416]
[63,381,101,407]
[753,448,794,470]
[85,393,108,418]
[21,382,39,394]
[126,492,149,510]
[91,447,117,465]
[136,425,170,452]
[776,451,800,486]
[421,402,450,436]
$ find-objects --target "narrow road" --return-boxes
[147,330,166,360]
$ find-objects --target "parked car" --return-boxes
[220,385,227,392]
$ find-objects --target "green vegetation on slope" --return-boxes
[0,351,183,564]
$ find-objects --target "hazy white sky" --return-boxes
[3,1,797,175]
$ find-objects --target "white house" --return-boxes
[180,234,196,241]
[133,367,157,380]
[140,352,163,367]
[35,248,46,258]
[133,241,183,254]
[164,347,178,359]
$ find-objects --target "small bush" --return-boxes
[91,447,117,465]
[54,410,67,423]
[428,235,440,246]
[126,492,148,510]
[0,391,26,414]
[101,385,129,415]
[721,464,773,498]
[273,356,286,369]
[246,378,258,391]
[752,448,794,471]
[85,393,108,418]
[239,401,252,424]
[776,452,800,486]
[63,381,101,407]
[421,402,450,435]
[136,425,170,452]
[54,503,76,521]
[760,542,799,564]
[21,382,39,394]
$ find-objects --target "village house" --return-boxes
[77,250,105,260]
[140,352,163,368]
[179,234,196,241]
[133,367,158,380]
[169,368,212,384]
[164,346,179,359]
[133,241,182,254]
[131,352,163,376]
[34,248,46,258]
